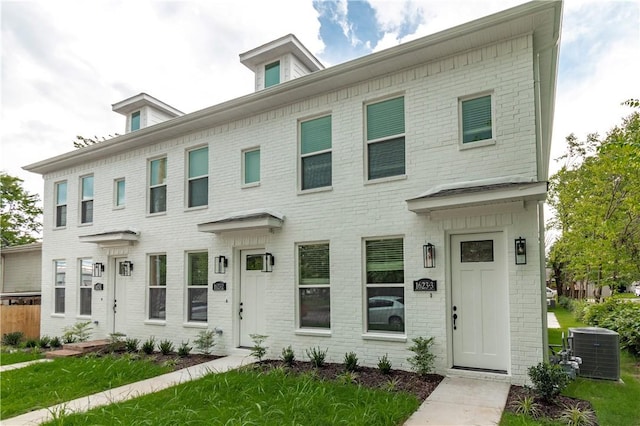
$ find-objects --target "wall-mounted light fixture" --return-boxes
[119,260,134,276]
[423,243,435,268]
[515,237,527,265]
[214,256,228,274]
[93,262,105,277]
[262,252,274,273]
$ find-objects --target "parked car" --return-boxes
[546,287,557,299]
[635,286,640,297]
[368,296,404,327]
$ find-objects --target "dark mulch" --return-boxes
[505,385,598,424]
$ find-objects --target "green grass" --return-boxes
[40,367,420,426]
[0,349,44,365]
[1,354,173,419]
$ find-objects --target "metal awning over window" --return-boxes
[198,209,284,234]
[79,229,140,247]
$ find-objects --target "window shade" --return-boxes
[82,176,93,199]
[366,239,404,284]
[462,95,492,142]
[301,116,331,154]
[299,244,330,285]
[367,97,405,141]
[189,148,208,178]
[265,61,280,88]
[368,137,405,180]
[244,149,260,183]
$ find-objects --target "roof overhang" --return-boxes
[0,242,42,254]
[240,34,324,72]
[198,209,284,234]
[406,177,547,216]
[79,229,140,248]
[111,92,183,117]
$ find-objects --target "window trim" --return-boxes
[54,259,66,315]
[458,91,496,150]
[148,253,167,321]
[242,147,261,187]
[298,114,333,193]
[148,156,167,215]
[79,175,94,225]
[364,95,406,182]
[186,251,208,324]
[54,181,67,228]
[296,241,331,331]
[186,146,209,209]
[78,258,92,317]
[114,178,125,209]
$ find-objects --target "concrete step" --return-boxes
[45,349,83,359]
[62,339,111,354]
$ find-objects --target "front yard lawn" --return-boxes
[0,348,44,366]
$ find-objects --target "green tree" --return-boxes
[1,172,43,247]
[548,105,640,297]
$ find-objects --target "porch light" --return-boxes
[119,260,134,276]
[214,255,228,274]
[93,262,105,277]
[262,252,274,273]
[423,243,435,268]
[515,237,526,265]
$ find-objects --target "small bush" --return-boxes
[306,346,327,368]
[377,354,392,374]
[142,337,156,355]
[178,341,192,357]
[528,362,570,402]
[560,403,595,426]
[557,295,573,311]
[24,339,38,348]
[337,371,359,385]
[63,321,92,343]
[38,335,51,349]
[250,334,268,361]
[512,395,541,419]
[344,351,359,372]
[380,377,400,392]
[194,330,216,355]
[2,331,24,346]
[108,332,126,352]
[407,336,436,375]
[281,345,295,366]
[159,339,174,355]
[50,336,62,348]
[125,338,140,353]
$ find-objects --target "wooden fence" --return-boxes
[0,305,41,340]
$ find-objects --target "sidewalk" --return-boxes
[548,312,561,328]
[3,354,254,425]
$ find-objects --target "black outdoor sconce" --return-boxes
[119,260,134,276]
[93,262,105,277]
[214,255,228,274]
[515,237,527,265]
[423,243,435,268]
[262,252,275,273]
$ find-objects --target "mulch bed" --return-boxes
[504,385,597,424]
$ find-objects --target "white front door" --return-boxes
[112,257,128,334]
[239,250,267,347]
[451,232,508,372]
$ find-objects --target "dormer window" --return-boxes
[131,111,141,131]
[265,61,280,88]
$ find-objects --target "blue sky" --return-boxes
[1,0,639,204]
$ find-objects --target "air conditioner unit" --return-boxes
[570,327,620,381]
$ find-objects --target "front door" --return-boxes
[112,257,128,334]
[239,250,267,347]
[451,232,508,372]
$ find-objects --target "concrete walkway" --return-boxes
[3,354,254,425]
[548,312,561,328]
[0,358,51,372]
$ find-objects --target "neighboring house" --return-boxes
[24,1,562,385]
[1,242,42,305]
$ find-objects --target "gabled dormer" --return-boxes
[112,93,183,134]
[240,34,324,92]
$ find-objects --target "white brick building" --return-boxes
[24,1,562,384]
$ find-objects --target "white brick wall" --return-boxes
[39,34,543,384]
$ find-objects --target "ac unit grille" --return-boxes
[570,327,620,381]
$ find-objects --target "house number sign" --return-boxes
[413,278,437,291]
[212,281,227,291]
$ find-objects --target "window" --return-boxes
[365,238,404,332]
[187,147,208,208]
[148,254,167,320]
[461,94,493,143]
[300,116,332,190]
[366,97,405,180]
[80,175,94,224]
[115,178,125,207]
[55,181,67,227]
[149,158,167,214]
[131,111,141,131]
[79,259,92,316]
[265,61,280,88]
[298,243,330,329]
[243,148,260,185]
[187,252,208,322]
[54,260,66,314]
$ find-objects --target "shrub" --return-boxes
[560,403,595,426]
[159,339,174,355]
[2,331,24,346]
[125,338,140,353]
[38,335,51,349]
[557,296,573,311]
[527,362,570,402]
[142,337,156,355]
[25,339,38,348]
[249,334,268,361]
[581,298,640,356]
[344,351,359,372]
[108,332,126,352]
[337,371,359,385]
[178,341,192,357]
[281,345,295,366]
[50,336,62,348]
[377,354,392,374]
[194,330,216,355]
[306,346,327,368]
[63,321,92,343]
[512,395,541,419]
[407,336,436,375]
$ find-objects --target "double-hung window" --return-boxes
[80,175,94,224]
[265,61,280,88]
[298,243,330,329]
[115,178,125,208]
[149,158,167,214]
[131,111,141,131]
[148,254,167,320]
[243,148,260,185]
[55,181,67,227]
[79,259,92,316]
[460,94,493,144]
[366,97,405,180]
[187,147,208,208]
[300,115,332,190]
[365,238,405,333]
[54,260,66,314]
[187,252,208,322]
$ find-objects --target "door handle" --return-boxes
[452,305,457,330]
[239,302,243,320]
[113,300,117,313]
